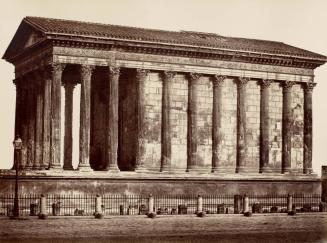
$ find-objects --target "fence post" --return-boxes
[243,194,249,213]
[197,195,203,213]
[148,194,154,214]
[234,195,242,214]
[95,194,102,214]
[287,194,293,212]
[40,194,47,216]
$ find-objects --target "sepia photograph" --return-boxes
[0,0,327,242]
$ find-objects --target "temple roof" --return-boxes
[3,16,327,66]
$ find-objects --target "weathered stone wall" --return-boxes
[245,80,260,172]
[170,74,188,170]
[268,82,283,171]
[291,84,304,171]
[196,77,213,171]
[143,72,162,170]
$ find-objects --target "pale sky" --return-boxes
[0,0,326,175]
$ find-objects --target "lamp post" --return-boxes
[12,135,22,218]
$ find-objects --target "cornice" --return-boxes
[5,35,325,70]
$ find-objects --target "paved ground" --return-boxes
[0,213,327,243]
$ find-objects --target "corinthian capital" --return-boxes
[52,63,66,74]
[282,80,295,89]
[303,82,316,92]
[187,73,201,86]
[212,75,226,87]
[136,69,149,81]
[260,79,272,88]
[161,71,176,81]
[237,77,250,87]
[80,65,95,78]
[109,66,120,76]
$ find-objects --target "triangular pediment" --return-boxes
[2,20,45,62]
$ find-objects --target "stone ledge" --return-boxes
[0,169,321,182]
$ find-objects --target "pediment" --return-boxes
[3,20,45,62]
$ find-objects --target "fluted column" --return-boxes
[303,82,316,174]
[160,71,175,172]
[20,80,28,169]
[259,79,272,173]
[186,73,200,172]
[282,81,294,174]
[34,77,44,169]
[106,66,120,171]
[236,77,249,173]
[42,70,52,169]
[135,69,149,172]
[211,75,225,173]
[50,63,66,169]
[26,78,36,170]
[63,81,76,170]
[78,65,94,171]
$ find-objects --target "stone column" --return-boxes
[42,69,52,169]
[50,63,66,169]
[13,78,22,138]
[160,71,175,172]
[63,81,76,170]
[34,77,44,169]
[211,75,225,173]
[26,78,36,170]
[303,82,316,174]
[282,81,294,174]
[135,69,149,172]
[78,65,94,171]
[186,73,200,172]
[259,79,271,173]
[106,66,120,171]
[236,77,249,173]
[21,80,28,169]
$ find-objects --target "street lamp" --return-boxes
[12,135,22,218]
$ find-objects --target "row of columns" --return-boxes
[13,63,315,174]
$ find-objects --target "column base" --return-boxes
[186,166,210,173]
[63,165,74,171]
[235,166,247,173]
[211,167,235,174]
[135,167,149,173]
[78,165,93,172]
[282,167,292,174]
[105,165,120,172]
[303,168,313,174]
[160,165,172,173]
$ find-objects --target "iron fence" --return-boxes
[0,194,323,217]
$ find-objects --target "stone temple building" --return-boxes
[1,16,326,194]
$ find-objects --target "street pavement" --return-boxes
[0,213,326,243]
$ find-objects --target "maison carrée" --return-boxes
[1,16,326,195]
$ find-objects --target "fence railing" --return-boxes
[0,194,323,217]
